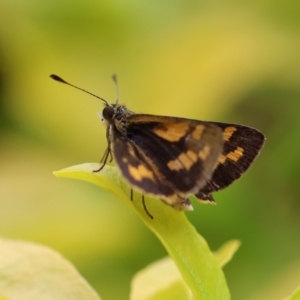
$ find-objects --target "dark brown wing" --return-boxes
[195,122,265,201]
[112,131,175,197]
[111,115,224,198]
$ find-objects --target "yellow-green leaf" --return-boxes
[283,286,300,300]
[54,163,230,300]
[130,257,194,300]
[0,237,101,300]
[213,240,241,268]
[130,240,240,300]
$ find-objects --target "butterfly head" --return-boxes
[100,104,116,125]
[99,103,129,126]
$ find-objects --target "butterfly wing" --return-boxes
[111,115,224,200]
[195,122,265,201]
[112,130,175,198]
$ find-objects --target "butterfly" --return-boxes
[50,74,265,218]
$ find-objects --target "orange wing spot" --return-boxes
[198,145,211,160]
[128,144,137,158]
[167,159,183,171]
[122,157,128,163]
[223,126,237,142]
[128,164,155,182]
[167,150,198,171]
[191,125,205,140]
[218,154,227,164]
[186,150,198,162]
[227,147,244,162]
[178,152,194,170]
[218,147,244,164]
[153,122,189,142]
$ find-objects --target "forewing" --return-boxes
[111,129,175,197]
[112,115,224,196]
[195,122,265,200]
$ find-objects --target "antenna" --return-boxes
[50,74,109,105]
[112,74,119,104]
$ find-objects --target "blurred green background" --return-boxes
[1,1,300,299]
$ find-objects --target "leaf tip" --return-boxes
[53,170,62,177]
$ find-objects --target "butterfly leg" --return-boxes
[129,189,153,219]
[93,127,113,172]
[130,188,133,200]
[105,125,113,163]
[93,147,111,172]
[142,194,153,219]
[100,147,109,163]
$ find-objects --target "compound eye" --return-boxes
[102,106,115,121]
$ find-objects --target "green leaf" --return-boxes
[130,240,240,300]
[283,286,300,300]
[54,163,231,300]
[0,237,101,300]
[213,240,241,268]
[130,257,195,300]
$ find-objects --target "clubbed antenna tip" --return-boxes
[49,74,109,105]
[50,74,67,84]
